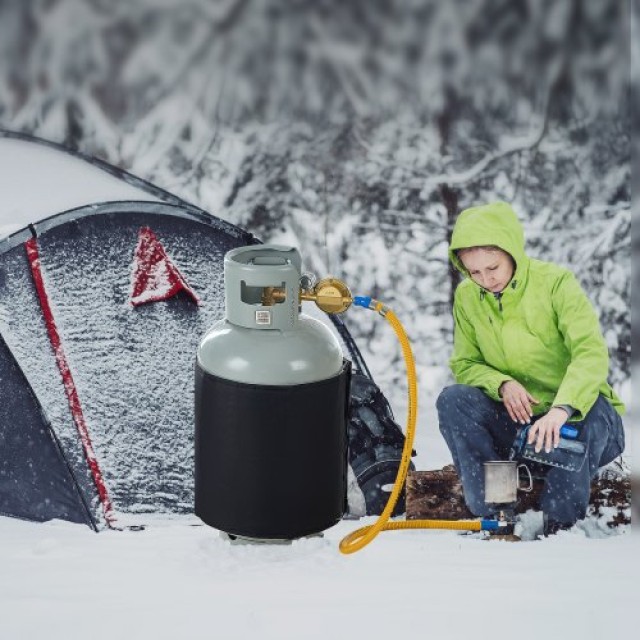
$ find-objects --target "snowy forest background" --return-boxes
[0,0,630,408]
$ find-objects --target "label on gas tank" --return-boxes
[255,310,271,325]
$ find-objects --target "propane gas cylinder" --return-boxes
[195,245,350,540]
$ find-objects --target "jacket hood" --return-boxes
[449,201,528,282]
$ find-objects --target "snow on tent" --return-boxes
[0,132,411,529]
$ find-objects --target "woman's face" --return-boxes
[459,248,515,293]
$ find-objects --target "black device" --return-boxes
[510,424,587,472]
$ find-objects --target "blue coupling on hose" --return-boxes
[480,519,500,532]
[354,296,373,309]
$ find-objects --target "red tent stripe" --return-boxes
[130,226,199,306]
[25,237,115,527]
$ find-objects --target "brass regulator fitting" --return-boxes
[300,278,352,314]
[260,277,353,314]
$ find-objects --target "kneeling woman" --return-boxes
[437,201,625,534]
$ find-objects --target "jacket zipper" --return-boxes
[480,289,503,313]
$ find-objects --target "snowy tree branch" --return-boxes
[143,0,250,112]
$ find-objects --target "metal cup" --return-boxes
[484,461,533,505]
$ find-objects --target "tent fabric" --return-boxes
[0,333,95,527]
[130,226,200,307]
[0,231,101,523]
[25,236,116,526]
[0,128,191,214]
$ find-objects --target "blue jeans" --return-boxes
[437,384,625,525]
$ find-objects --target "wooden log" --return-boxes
[406,465,474,520]
[406,466,630,527]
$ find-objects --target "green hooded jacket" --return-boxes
[448,201,624,421]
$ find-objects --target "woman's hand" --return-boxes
[527,407,569,453]
[499,380,539,424]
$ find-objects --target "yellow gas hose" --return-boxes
[339,299,484,555]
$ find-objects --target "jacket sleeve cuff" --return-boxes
[553,390,585,420]
[552,404,575,420]
[490,376,514,402]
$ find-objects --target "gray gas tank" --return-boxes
[194,245,350,540]
[197,245,343,384]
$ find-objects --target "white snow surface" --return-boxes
[0,514,635,640]
[0,137,160,237]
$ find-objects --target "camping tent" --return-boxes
[0,132,411,529]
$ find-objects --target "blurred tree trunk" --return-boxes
[437,83,461,310]
[439,183,460,310]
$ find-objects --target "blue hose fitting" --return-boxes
[354,296,373,309]
[480,519,501,532]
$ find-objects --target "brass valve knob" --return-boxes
[300,278,352,314]
[261,286,286,306]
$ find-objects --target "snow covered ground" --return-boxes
[0,138,634,640]
[0,512,635,640]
